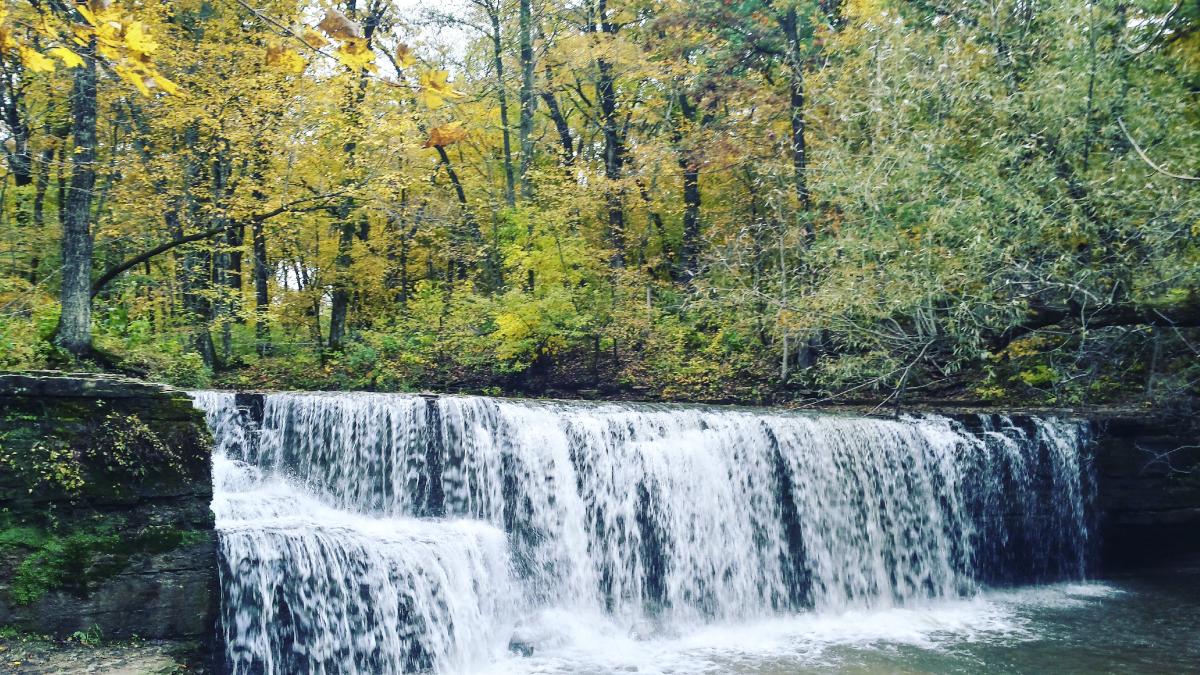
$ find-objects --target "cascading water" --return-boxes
[192,391,1095,674]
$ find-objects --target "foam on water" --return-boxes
[191,391,1096,674]
[476,581,1122,675]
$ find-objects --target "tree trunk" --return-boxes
[676,94,701,282]
[680,160,701,280]
[29,146,54,284]
[252,216,270,356]
[327,2,384,351]
[0,73,31,187]
[596,0,626,266]
[518,0,536,200]
[56,39,99,358]
[781,8,813,239]
[489,8,517,207]
[598,57,625,266]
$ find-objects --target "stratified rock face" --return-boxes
[0,372,217,643]
[1091,415,1200,568]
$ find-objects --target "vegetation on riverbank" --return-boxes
[0,0,1196,408]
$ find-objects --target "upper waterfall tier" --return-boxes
[193,391,1094,674]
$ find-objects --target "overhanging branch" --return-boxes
[91,192,345,298]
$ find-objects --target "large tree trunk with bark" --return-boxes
[56,39,98,358]
[327,2,385,351]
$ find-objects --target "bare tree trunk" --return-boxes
[781,7,813,239]
[29,146,54,284]
[488,7,517,208]
[252,215,270,356]
[518,0,536,200]
[56,38,98,358]
[328,1,384,351]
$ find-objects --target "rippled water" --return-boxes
[186,391,1197,675]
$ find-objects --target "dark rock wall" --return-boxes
[0,372,217,643]
[1091,416,1200,569]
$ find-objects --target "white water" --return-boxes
[192,392,1094,674]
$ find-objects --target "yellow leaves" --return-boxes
[74,3,99,27]
[395,43,416,69]
[312,11,375,73]
[418,70,463,108]
[113,64,179,97]
[122,21,157,55]
[19,46,57,73]
[301,28,329,50]
[150,72,179,96]
[266,43,306,74]
[317,9,363,41]
[68,5,181,97]
[0,26,15,56]
[335,37,376,73]
[48,46,84,68]
[423,121,468,148]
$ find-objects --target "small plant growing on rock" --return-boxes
[70,624,103,647]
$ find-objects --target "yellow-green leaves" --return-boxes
[66,3,182,96]
[418,70,463,108]
[335,37,376,73]
[266,43,306,73]
[395,43,416,69]
[48,46,84,68]
[19,46,57,73]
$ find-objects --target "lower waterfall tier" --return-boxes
[193,392,1094,674]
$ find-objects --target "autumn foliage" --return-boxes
[0,0,1197,408]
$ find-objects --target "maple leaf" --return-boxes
[123,21,158,55]
[335,38,376,73]
[423,121,468,148]
[19,47,56,73]
[151,73,180,96]
[114,64,150,95]
[318,9,362,41]
[48,46,84,68]
[395,43,416,69]
[266,44,306,74]
[301,28,329,50]
[418,70,463,108]
[74,4,99,27]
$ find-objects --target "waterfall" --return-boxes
[192,391,1094,674]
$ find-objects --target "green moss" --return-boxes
[0,408,204,498]
[1,519,210,606]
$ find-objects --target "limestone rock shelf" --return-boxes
[0,371,217,665]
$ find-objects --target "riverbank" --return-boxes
[0,630,208,674]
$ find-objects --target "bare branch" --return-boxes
[1119,117,1200,182]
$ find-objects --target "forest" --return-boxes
[0,0,1197,407]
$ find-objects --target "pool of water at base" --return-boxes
[478,560,1200,675]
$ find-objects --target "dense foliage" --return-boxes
[1,0,1197,405]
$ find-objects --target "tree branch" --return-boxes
[91,193,345,297]
[1119,117,1200,181]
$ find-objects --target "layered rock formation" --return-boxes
[0,372,217,648]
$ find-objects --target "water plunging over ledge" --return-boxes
[192,391,1100,674]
